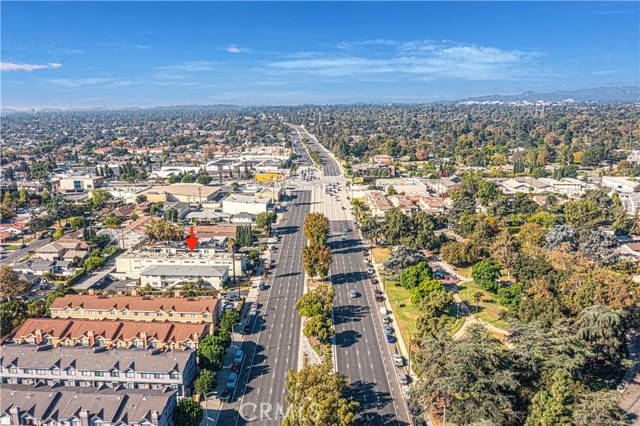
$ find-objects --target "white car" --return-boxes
[393,354,404,367]
[367,268,374,274]
[350,290,358,298]
[249,308,258,316]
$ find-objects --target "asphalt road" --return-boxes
[216,189,311,425]
[290,124,411,425]
[1,236,52,266]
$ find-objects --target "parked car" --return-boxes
[233,350,244,364]
[258,282,266,291]
[251,302,260,310]
[344,227,351,232]
[226,294,240,301]
[393,354,404,367]
[384,325,394,335]
[226,372,238,388]
[341,235,347,241]
[371,278,378,285]
[350,290,358,298]
[375,294,384,302]
[367,268,374,274]
[398,372,408,385]
[386,334,396,344]
[249,308,258,316]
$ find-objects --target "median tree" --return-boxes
[304,213,330,246]
[303,314,334,342]
[283,364,359,426]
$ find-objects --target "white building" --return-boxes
[115,249,245,279]
[140,265,229,290]
[222,194,273,215]
[56,175,104,193]
[602,176,638,193]
[620,192,640,215]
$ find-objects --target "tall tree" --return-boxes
[0,267,32,300]
[282,364,359,426]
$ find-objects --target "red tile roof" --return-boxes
[50,295,219,314]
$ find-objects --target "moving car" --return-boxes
[226,372,238,388]
[350,290,358,298]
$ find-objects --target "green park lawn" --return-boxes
[458,280,509,330]
[4,245,20,251]
[383,279,464,350]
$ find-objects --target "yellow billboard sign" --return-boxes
[353,177,364,183]
[255,173,280,181]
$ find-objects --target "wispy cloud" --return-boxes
[226,45,241,54]
[155,61,217,72]
[268,39,545,81]
[46,77,115,88]
[97,42,151,50]
[2,62,62,72]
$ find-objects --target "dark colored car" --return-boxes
[375,294,384,302]
[386,334,396,344]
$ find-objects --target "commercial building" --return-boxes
[0,345,197,396]
[3,318,207,350]
[115,249,245,278]
[222,194,274,215]
[139,183,222,204]
[50,295,220,326]
[140,265,229,290]
[0,383,176,426]
[55,175,105,193]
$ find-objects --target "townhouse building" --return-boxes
[50,295,220,327]
[0,383,176,426]
[2,318,207,350]
[0,345,197,396]
[365,191,393,218]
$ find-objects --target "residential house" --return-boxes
[0,383,176,426]
[365,191,393,218]
[0,345,197,396]
[50,295,221,327]
[3,318,208,350]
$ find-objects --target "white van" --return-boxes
[379,307,387,316]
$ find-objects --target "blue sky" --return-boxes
[2,1,638,108]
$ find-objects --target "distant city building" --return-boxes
[601,176,638,193]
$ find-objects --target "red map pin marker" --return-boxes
[185,227,198,251]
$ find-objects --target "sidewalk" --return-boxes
[201,270,263,426]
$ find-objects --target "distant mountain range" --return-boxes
[456,86,640,103]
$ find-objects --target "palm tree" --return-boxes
[473,291,483,316]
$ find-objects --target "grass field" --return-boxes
[3,245,20,251]
[384,278,465,350]
[458,280,509,330]
[372,247,391,264]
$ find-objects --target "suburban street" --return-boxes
[290,125,412,426]
[1,236,51,266]
[215,195,311,422]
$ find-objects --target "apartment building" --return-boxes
[0,345,197,396]
[115,249,245,278]
[0,383,176,426]
[55,175,105,193]
[140,265,229,290]
[365,191,393,218]
[3,318,207,350]
[387,194,420,215]
[50,295,221,326]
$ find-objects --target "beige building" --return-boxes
[56,176,105,193]
[50,295,220,326]
[139,183,222,203]
[3,318,207,350]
